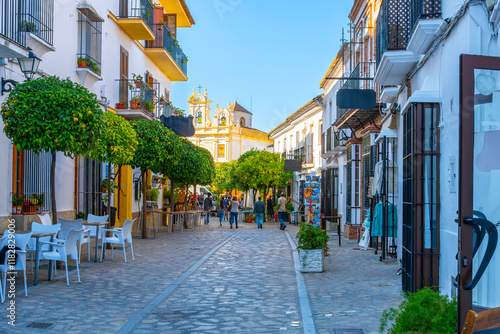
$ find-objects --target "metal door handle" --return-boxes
[462,217,498,290]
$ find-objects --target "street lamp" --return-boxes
[1,50,42,96]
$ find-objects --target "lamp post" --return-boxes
[1,50,42,96]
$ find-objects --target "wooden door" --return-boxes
[119,46,129,106]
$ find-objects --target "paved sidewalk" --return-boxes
[1,218,401,333]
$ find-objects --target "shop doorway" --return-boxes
[459,54,500,328]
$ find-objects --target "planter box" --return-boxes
[344,224,360,240]
[299,249,324,273]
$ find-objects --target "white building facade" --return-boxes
[0,0,195,229]
[269,95,324,211]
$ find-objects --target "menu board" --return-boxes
[305,173,321,225]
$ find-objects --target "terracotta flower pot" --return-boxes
[116,103,124,109]
[78,60,87,68]
[246,217,253,223]
[130,101,139,109]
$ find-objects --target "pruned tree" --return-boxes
[2,76,103,224]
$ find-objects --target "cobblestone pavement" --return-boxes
[1,217,401,333]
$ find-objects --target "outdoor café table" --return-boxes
[31,232,56,285]
[83,220,108,262]
[153,210,175,233]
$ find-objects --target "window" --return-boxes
[12,147,52,214]
[240,117,246,127]
[402,103,440,292]
[76,157,104,216]
[218,144,225,158]
[77,10,103,75]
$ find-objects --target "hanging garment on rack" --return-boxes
[372,160,398,196]
[371,202,398,238]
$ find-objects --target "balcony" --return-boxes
[145,23,188,81]
[0,0,54,58]
[157,0,195,28]
[407,0,442,54]
[115,0,155,40]
[115,79,158,120]
[337,62,377,116]
[374,0,419,86]
[162,100,175,117]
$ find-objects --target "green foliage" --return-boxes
[213,161,238,193]
[163,188,180,202]
[89,112,137,165]
[76,211,85,219]
[233,150,293,193]
[379,287,457,334]
[130,119,180,174]
[146,187,159,201]
[195,146,216,186]
[296,223,329,251]
[2,76,103,158]
[30,194,45,207]
[286,202,294,212]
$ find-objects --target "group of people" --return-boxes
[217,193,242,228]
[195,191,290,230]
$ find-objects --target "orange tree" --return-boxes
[130,119,180,238]
[1,76,103,224]
[89,112,137,217]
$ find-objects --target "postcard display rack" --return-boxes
[305,173,321,225]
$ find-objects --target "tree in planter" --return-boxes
[130,119,180,238]
[2,76,103,224]
[89,112,137,218]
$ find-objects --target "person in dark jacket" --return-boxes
[203,193,213,224]
[254,196,265,229]
[218,197,225,226]
[267,196,274,221]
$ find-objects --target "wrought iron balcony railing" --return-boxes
[0,0,54,48]
[376,0,411,65]
[341,62,376,90]
[116,79,158,116]
[117,0,154,32]
[148,23,188,75]
[410,0,441,33]
[77,11,102,75]
[162,101,175,117]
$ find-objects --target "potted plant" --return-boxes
[182,58,188,64]
[132,73,143,88]
[286,201,294,222]
[143,101,154,114]
[296,222,329,272]
[161,176,167,185]
[159,95,165,103]
[30,194,45,211]
[247,213,255,223]
[76,211,85,219]
[12,194,23,215]
[146,187,159,202]
[102,178,109,193]
[130,96,140,109]
[20,20,37,33]
[116,102,125,109]
[380,287,457,334]
[77,57,87,68]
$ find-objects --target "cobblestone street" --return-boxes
[1,219,401,333]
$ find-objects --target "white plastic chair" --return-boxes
[37,213,52,225]
[26,222,61,273]
[0,233,32,303]
[81,214,108,262]
[100,219,136,263]
[39,228,82,286]
[56,218,84,264]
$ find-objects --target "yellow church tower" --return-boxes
[187,88,272,164]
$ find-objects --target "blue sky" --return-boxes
[173,0,353,132]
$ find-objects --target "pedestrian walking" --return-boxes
[277,193,287,230]
[228,195,239,229]
[218,197,225,226]
[203,193,213,224]
[197,193,204,210]
[223,195,230,221]
[254,196,265,229]
[267,196,274,221]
